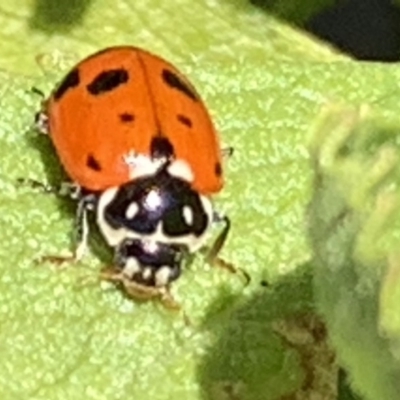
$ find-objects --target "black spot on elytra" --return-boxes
[87,69,129,95]
[215,162,222,177]
[150,136,174,159]
[86,154,102,171]
[177,114,192,128]
[162,69,198,101]
[53,69,80,100]
[119,113,135,123]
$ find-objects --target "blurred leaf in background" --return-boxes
[308,104,400,400]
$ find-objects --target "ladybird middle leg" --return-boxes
[16,177,55,194]
[39,193,96,265]
[19,177,97,265]
[16,178,81,198]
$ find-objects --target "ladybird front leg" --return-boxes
[121,279,181,310]
[158,286,181,310]
[205,212,231,265]
[99,265,124,284]
[205,213,251,286]
[99,266,181,310]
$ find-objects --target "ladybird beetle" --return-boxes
[36,46,231,306]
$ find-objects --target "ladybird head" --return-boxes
[95,162,213,288]
[114,238,184,287]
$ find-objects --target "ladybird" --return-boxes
[36,46,231,307]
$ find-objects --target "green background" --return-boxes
[1,1,399,399]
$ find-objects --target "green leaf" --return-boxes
[2,0,399,399]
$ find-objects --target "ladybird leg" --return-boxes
[29,87,49,134]
[16,178,56,194]
[221,147,234,158]
[206,213,251,286]
[16,178,80,199]
[20,177,92,265]
[99,265,123,283]
[33,109,49,135]
[38,194,95,265]
[205,213,231,264]
[159,286,181,310]
[99,266,181,310]
[72,194,94,261]
[34,110,49,135]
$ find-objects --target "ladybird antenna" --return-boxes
[205,214,231,264]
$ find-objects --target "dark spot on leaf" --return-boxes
[53,69,80,100]
[86,154,102,171]
[162,69,198,101]
[177,114,192,128]
[150,136,174,159]
[87,69,129,95]
[119,113,135,123]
